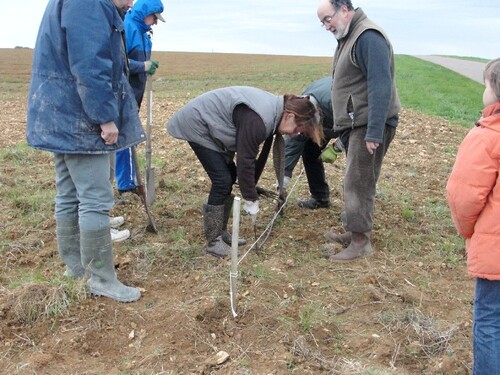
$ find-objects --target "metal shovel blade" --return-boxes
[146,167,156,206]
[131,147,158,234]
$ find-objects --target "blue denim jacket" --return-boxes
[26,0,145,154]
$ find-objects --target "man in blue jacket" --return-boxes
[115,0,165,197]
[26,0,145,302]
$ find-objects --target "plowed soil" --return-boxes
[0,48,473,374]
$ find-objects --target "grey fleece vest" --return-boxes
[331,9,400,131]
[167,86,283,155]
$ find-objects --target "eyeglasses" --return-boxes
[320,8,339,27]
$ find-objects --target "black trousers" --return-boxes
[189,142,236,206]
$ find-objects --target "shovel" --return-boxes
[145,75,156,205]
[132,146,158,234]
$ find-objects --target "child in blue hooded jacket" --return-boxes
[115,0,165,195]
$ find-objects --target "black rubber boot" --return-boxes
[203,204,232,258]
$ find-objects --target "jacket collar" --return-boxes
[477,102,500,131]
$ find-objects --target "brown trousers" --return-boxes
[343,125,396,233]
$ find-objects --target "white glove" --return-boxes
[243,200,259,222]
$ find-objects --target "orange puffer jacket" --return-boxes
[446,102,500,280]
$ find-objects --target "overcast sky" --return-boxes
[1,0,498,59]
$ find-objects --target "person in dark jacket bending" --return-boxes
[167,86,323,258]
[282,76,342,209]
[318,0,401,262]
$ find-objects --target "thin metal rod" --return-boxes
[229,197,241,318]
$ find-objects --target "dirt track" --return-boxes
[414,55,486,84]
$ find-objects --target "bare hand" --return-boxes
[100,121,119,145]
[366,141,379,155]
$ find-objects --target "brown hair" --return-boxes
[283,95,324,146]
[484,58,500,100]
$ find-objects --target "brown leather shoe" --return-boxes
[328,232,373,262]
[324,231,351,247]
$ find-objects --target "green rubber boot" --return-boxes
[56,217,85,279]
[81,228,140,302]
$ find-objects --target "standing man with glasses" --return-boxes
[317,0,401,262]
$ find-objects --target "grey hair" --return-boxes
[484,58,500,100]
[329,0,354,11]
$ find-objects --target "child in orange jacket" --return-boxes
[446,58,500,375]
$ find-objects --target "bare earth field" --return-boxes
[0,49,473,374]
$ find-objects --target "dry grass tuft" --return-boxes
[291,335,338,370]
[378,308,458,363]
[11,281,86,325]
[405,309,458,357]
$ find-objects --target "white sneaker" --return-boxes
[109,216,125,229]
[111,228,130,242]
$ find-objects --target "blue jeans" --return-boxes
[473,278,500,375]
[54,153,114,231]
